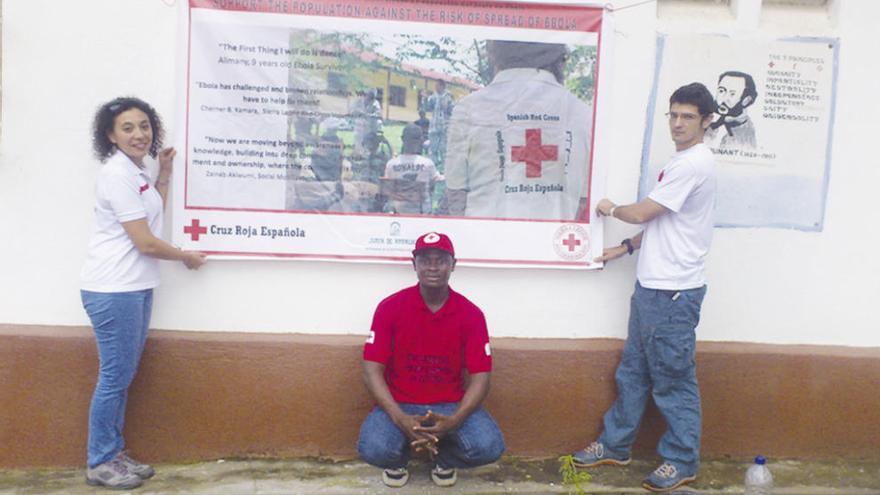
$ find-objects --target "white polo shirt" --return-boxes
[637,143,716,290]
[81,152,163,292]
[384,154,441,214]
[445,68,592,221]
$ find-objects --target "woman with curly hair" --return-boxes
[80,97,206,489]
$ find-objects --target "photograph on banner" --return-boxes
[281,30,596,222]
[641,34,838,230]
[177,1,609,266]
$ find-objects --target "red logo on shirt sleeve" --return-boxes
[139,183,150,194]
[658,170,665,182]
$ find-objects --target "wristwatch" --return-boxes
[621,238,634,255]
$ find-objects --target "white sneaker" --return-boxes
[431,464,457,487]
[85,458,143,490]
[382,466,409,487]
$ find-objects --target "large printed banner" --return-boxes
[173,0,612,268]
[641,35,838,231]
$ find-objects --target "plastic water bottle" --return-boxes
[744,455,774,495]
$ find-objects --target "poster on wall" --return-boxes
[173,0,612,268]
[641,34,838,231]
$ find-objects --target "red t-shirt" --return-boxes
[363,285,492,404]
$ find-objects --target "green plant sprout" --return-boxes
[558,454,592,495]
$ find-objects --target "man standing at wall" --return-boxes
[571,83,717,493]
[358,232,505,488]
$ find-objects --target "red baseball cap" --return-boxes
[412,232,455,257]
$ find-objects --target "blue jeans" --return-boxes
[357,403,505,469]
[598,282,706,475]
[81,289,153,468]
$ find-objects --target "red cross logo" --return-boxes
[511,129,558,178]
[553,224,589,261]
[562,233,581,252]
[184,219,207,241]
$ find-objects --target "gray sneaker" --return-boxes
[642,462,696,492]
[116,451,155,479]
[85,458,143,490]
[572,441,632,468]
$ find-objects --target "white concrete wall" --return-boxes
[1,0,878,346]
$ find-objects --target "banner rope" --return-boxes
[605,0,656,12]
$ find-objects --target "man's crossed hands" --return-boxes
[394,410,461,457]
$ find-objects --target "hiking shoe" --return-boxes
[382,466,409,487]
[642,462,696,492]
[85,458,143,490]
[116,451,155,479]
[572,441,632,468]
[431,464,457,487]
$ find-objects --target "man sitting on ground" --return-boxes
[357,232,505,488]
